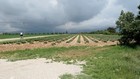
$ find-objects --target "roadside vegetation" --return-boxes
[0,45,139,79]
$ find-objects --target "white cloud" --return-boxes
[57,0,129,32]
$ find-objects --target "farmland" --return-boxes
[0,34,119,52]
[0,34,139,79]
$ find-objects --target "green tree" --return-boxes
[116,10,135,44]
[136,5,140,20]
[133,5,140,44]
[116,5,140,45]
[107,27,116,34]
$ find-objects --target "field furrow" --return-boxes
[80,35,85,45]
[70,35,79,46]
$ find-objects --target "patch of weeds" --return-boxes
[51,42,56,46]
[59,74,74,79]
[43,41,48,44]
[60,74,92,79]
[29,41,34,44]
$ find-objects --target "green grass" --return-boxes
[0,45,139,79]
[60,74,92,79]
[59,74,74,79]
[0,46,87,61]
[83,46,140,79]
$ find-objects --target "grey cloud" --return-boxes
[0,0,139,33]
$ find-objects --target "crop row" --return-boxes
[0,34,73,45]
[82,36,89,43]
[77,35,81,43]
[66,35,77,43]
[85,34,120,42]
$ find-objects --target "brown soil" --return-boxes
[80,35,85,45]
[69,35,79,46]
[84,36,96,46]
[56,50,90,59]
[0,42,52,52]
[57,36,76,47]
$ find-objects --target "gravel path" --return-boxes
[0,58,82,79]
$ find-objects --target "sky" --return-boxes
[0,0,139,33]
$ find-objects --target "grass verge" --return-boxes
[0,45,139,79]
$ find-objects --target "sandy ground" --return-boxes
[80,35,85,45]
[0,42,52,52]
[69,35,79,46]
[0,58,82,79]
[84,36,96,46]
[57,36,76,47]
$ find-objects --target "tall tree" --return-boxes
[116,10,135,44]
[116,5,140,45]
[133,5,140,44]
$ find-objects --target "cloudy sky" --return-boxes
[0,0,139,33]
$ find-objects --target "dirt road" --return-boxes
[0,35,56,42]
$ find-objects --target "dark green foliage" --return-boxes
[116,5,140,45]
[136,5,140,20]
[107,27,116,34]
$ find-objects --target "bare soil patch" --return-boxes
[80,35,85,45]
[0,58,82,79]
[57,36,76,47]
[0,42,52,52]
[56,50,91,59]
[69,35,79,46]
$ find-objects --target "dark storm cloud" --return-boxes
[0,0,139,33]
[59,0,107,22]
